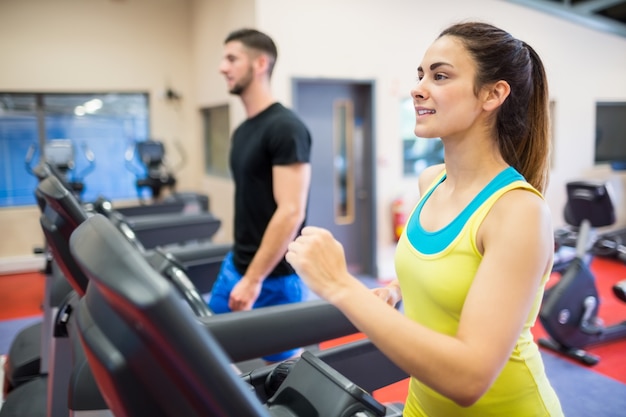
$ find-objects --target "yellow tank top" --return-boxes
[395,167,563,417]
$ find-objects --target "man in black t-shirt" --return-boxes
[209,28,312,362]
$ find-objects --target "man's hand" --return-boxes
[228,278,262,311]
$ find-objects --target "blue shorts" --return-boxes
[208,252,307,362]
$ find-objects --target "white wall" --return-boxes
[191,0,626,275]
[2,0,626,277]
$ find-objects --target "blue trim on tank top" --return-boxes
[406,166,524,255]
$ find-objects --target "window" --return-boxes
[400,97,443,176]
[202,105,231,177]
[0,92,150,207]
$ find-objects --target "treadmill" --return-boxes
[70,214,406,416]
[2,211,406,417]
[0,175,230,417]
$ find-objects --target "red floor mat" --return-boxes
[0,272,45,320]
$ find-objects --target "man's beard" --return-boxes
[229,69,253,95]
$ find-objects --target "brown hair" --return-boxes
[439,22,551,193]
[225,28,278,77]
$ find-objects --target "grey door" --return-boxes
[293,79,376,276]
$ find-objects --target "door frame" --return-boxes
[292,77,378,276]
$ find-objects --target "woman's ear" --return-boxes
[482,80,511,112]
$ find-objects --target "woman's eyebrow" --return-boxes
[417,62,453,72]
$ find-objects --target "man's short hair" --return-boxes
[225,28,277,75]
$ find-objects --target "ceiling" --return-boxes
[506,0,626,38]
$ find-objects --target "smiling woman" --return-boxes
[0,92,150,207]
[286,21,563,417]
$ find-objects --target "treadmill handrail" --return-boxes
[201,299,359,363]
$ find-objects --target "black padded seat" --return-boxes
[563,181,616,228]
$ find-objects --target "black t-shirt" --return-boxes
[230,102,312,277]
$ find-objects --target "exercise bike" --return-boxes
[539,180,626,365]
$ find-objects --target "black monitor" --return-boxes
[595,102,626,170]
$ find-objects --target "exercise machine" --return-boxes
[3,208,404,416]
[0,176,227,417]
[592,227,626,264]
[69,214,405,416]
[6,145,224,390]
[28,139,223,248]
[25,139,96,199]
[125,139,209,212]
[40,174,230,292]
[92,199,222,250]
[3,140,92,396]
[126,139,177,201]
[1,177,99,417]
[539,180,626,365]
[552,205,626,269]
[4,139,217,394]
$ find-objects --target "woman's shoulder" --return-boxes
[489,185,552,231]
[418,164,446,193]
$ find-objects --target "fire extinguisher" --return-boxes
[391,197,407,242]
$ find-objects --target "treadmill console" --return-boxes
[265,350,386,417]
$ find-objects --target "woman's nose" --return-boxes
[411,82,426,100]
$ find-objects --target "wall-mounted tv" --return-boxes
[595,101,626,170]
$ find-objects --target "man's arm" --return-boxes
[228,162,311,310]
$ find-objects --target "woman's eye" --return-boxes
[434,73,447,81]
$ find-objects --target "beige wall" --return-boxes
[0,0,202,263]
[2,0,626,276]
[191,0,256,245]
